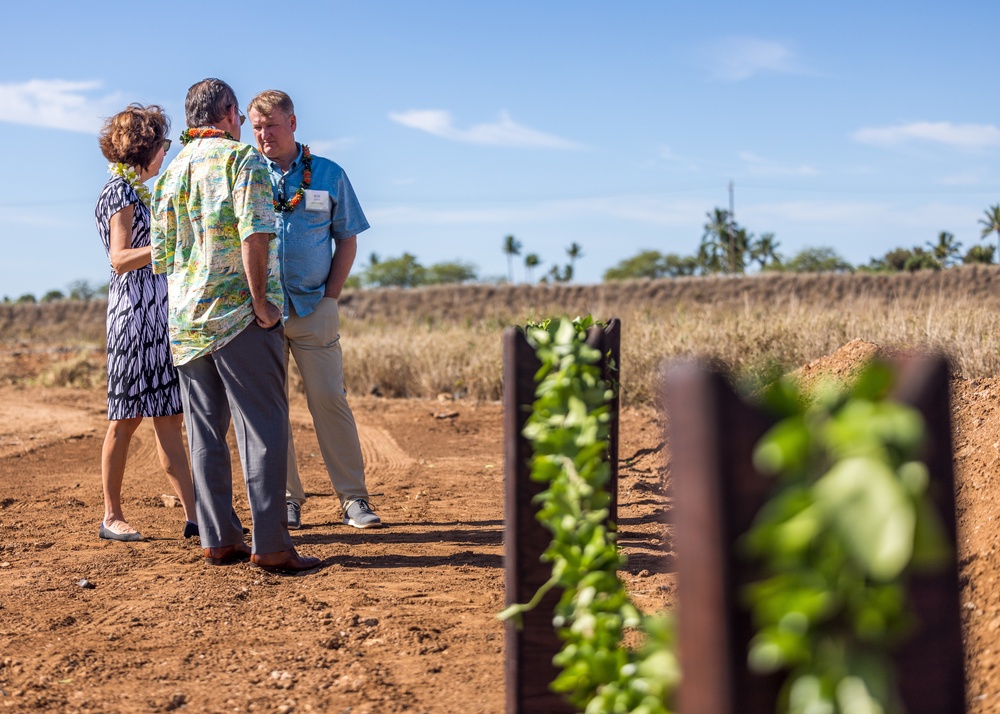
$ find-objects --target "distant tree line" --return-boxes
[3,279,108,305]
[502,234,582,284]
[602,203,1000,281]
[341,235,585,289]
[11,205,1000,299]
[348,253,479,289]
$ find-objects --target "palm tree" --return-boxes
[503,235,522,283]
[750,232,781,270]
[927,231,962,267]
[566,242,583,278]
[964,244,996,265]
[703,208,734,272]
[524,253,540,283]
[696,235,724,274]
[979,205,1000,258]
[730,227,752,273]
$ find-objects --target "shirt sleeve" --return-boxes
[331,171,370,241]
[233,151,278,241]
[103,179,138,219]
[149,175,174,275]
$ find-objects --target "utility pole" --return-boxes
[728,180,735,273]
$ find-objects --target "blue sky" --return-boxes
[1,1,998,298]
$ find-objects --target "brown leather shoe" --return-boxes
[203,542,252,565]
[250,548,322,575]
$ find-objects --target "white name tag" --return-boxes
[304,189,331,212]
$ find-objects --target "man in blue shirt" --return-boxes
[247,90,381,531]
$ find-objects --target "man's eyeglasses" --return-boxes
[228,104,247,126]
[162,138,172,153]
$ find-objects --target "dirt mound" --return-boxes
[788,338,895,393]
[790,342,1000,708]
[946,375,1000,708]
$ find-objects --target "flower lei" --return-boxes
[274,145,312,213]
[108,163,152,207]
[179,127,235,145]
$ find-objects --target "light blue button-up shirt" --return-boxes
[266,144,370,318]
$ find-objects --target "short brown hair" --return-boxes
[185,78,238,128]
[248,90,295,118]
[98,103,170,169]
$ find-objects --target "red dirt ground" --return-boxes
[0,380,670,713]
[1,338,999,712]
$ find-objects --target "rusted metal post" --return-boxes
[502,326,572,714]
[665,362,781,714]
[591,317,621,520]
[889,357,966,713]
[665,357,966,714]
[503,319,621,714]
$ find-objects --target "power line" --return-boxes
[0,198,93,208]
[3,181,996,210]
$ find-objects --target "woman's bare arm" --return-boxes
[108,204,152,275]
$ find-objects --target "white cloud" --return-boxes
[0,208,78,229]
[0,79,124,134]
[747,199,977,231]
[368,195,703,227]
[748,200,889,224]
[388,109,587,150]
[739,151,819,177]
[939,170,987,186]
[700,38,806,82]
[306,137,357,156]
[659,145,681,161]
[852,122,1000,150]
[649,145,698,171]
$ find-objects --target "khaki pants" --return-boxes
[284,297,368,510]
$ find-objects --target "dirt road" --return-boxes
[3,337,1000,712]
[0,387,670,713]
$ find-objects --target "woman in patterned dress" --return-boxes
[95,104,197,542]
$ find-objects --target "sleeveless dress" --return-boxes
[94,177,182,420]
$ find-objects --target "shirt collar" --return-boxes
[268,143,303,175]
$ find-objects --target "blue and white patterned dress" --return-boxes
[94,177,182,420]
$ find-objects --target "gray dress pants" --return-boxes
[177,322,293,555]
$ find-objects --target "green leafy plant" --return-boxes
[500,316,678,713]
[744,362,951,714]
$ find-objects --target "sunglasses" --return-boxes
[162,138,172,153]
[227,104,247,126]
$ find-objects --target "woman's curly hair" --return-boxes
[98,103,170,170]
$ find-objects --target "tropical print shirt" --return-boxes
[150,137,281,366]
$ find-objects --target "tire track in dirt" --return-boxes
[358,425,416,476]
[0,390,626,713]
[0,393,99,459]
[124,424,161,476]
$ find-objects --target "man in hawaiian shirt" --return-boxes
[151,78,320,574]
[246,89,381,532]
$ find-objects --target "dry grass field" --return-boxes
[4,267,1000,711]
[6,265,1000,403]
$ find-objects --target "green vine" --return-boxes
[500,316,678,713]
[744,362,951,713]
